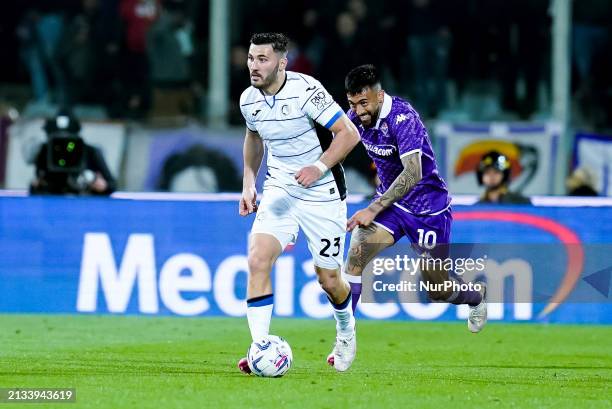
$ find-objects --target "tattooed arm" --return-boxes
[368,152,422,212]
[347,151,422,231]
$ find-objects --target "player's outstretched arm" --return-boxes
[295,114,360,187]
[348,152,422,231]
[240,128,264,216]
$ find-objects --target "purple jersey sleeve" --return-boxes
[394,112,426,159]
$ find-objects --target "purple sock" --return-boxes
[349,282,362,313]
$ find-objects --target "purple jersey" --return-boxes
[348,94,450,215]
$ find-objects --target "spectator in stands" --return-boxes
[566,167,599,196]
[476,150,531,204]
[286,41,314,77]
[402,0,451,117]
[319,11,372,104]
[16,7,67,106]
[119,0,160,118]
[229,45,250,125]
[55,0,121,110]
[57,11,95,106]
[147,0,198,118]
[30,109,116,195]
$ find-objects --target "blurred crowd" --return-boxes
[8,0,207,120]
[0,0,610,129]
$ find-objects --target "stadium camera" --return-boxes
[43,111,86,173]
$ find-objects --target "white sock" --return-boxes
[246,294,273,341]
[331,291,355,338]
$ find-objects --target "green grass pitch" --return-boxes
[1,314,610,408]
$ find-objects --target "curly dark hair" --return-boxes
[250,32,289,54]
[345,64,381,95]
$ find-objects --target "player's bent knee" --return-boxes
[316,269,342,295]
[318,276,340,295]
[247,252,273,277]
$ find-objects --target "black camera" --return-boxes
[43,111,86,173]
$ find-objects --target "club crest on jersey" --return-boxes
[281,104,290,116]
[380,121,389,136]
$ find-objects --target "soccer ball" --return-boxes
[247,335,293,377]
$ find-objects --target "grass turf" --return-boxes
[0,315,610,408]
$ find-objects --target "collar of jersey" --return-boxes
[374,93,392,129]
[259,73,288,108]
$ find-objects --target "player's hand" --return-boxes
[239,187,258,216]
[347,207,377,232]
[294,165,323,187]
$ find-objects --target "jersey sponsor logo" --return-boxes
[252,109,261,117]
[362,142,397,157]
[396,114,408,124]
[310,91,332,111]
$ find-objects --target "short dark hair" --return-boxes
[345,64,381,95]
[250,32,289,54]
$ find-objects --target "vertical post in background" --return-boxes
[551,0,572,194]
[207,0,230,128]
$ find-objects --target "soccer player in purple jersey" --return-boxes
[327,65,487,365]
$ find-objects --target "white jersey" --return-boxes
[239,71,346,203]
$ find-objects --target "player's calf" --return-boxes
[422,267,482,306]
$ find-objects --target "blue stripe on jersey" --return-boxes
[266,127,314,141]
[271,144,319,158]
[241,96,299,107]
[324,110,343,129]
[253,115,306,123]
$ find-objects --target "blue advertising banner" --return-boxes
[0,196,610,324]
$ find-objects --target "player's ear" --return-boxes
[377,89,384,103]
[279,55,288,71]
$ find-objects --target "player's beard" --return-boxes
[360,106,379,128]
[251,63,280,90]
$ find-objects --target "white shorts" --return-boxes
[251,185,347,269]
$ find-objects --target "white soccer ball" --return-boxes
[247,335,293,377]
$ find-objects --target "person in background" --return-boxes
[402,0,452,117]
[119,0,160,118]
[476,150,531,204]
[16,7,67,106]
[566,167,599,196]
[147,0,198,118]
[30,109,116,196]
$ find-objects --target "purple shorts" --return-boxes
[373,205,452,255]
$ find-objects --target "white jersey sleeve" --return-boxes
[239,89,258,132]
[297,77,344,130]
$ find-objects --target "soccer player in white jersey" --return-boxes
[237,33,361,373]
